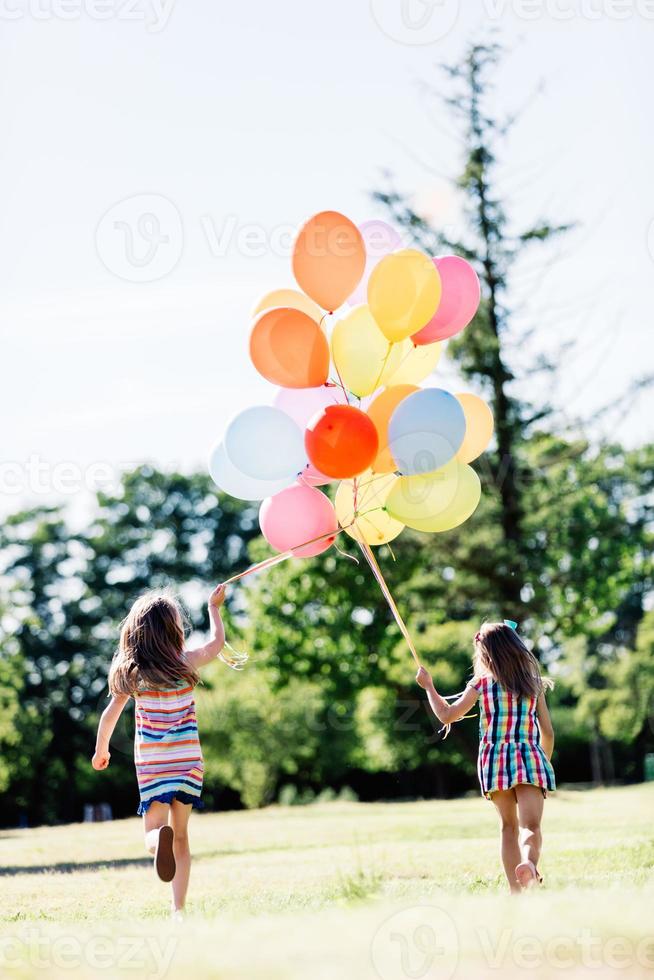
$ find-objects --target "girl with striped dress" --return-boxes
[416,621,555,893]
[92,584,229,916]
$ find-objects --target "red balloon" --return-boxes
[305,405,379,479]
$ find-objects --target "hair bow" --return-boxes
[503,619,518,630]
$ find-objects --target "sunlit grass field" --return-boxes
[2,784,653,978]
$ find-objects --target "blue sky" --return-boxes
[0,1,652,512]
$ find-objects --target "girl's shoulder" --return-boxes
[468,672,494,691]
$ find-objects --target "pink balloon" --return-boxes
[412,256,481,345]
[348,220,403,305]
[274,384,347,430]
[259,483,338,558]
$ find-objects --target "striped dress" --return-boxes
[470,674,555,800]
[133,681,204,815]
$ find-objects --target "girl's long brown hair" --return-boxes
[473,623,552,699]
[109,590,199,696]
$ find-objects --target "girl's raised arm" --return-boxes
[416,666,479,725]
[92,693,129,770]
[186,584,227,669]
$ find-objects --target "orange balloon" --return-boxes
[455,393,494,463]
[249,308,330,389]
[305,405,379,479]
[251,288,323,324]
[367,384,418,473]
[292,211,366,312]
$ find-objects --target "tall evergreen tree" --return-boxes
[374,41,571,613]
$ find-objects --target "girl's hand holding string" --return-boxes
[208,584,227,630]
[92,749,110,770]
[207,583,248,670]
[416,666,478,726]
[209,583,227,612]
[185,584,230,668]
[416,666,434,690]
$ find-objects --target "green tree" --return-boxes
[197,663,326,809]
[374,40,572,615]
[0,468,258,823]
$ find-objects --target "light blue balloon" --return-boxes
[224,406,306,482]
[208,442,295,501]
[388,388,466,476]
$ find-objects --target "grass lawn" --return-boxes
[1,784,653,978]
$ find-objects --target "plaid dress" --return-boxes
[470,674,555,800]
[133,682,204,815]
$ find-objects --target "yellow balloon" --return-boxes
[367,384,418,474]
[379,343,405,386]
[386,460,481,532]
[251,288,323,324]
[384,339,442,386]
[456,393,494,463]
[368,249,442,343]
[331,305,403,398]
[335,470,404,546]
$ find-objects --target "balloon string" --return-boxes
[356,505,385,520]
[333,539,359,564]
[219,640,249,671]
[221,515,464,734]
[323,381,347,407]
[356,527,471,738]
[355,525,422,669]
[221,523,351,587]
[333,365,351,405]
[394,339,419,376]
[434,699,476,741]
[370,341,395,394]
[349,473,388,497]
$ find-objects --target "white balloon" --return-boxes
[223,406,306,482]
[208,443,295,501]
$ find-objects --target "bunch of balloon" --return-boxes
[209,210,492,668]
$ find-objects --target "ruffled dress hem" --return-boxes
[481,778,554,801]
[136,791,204,816]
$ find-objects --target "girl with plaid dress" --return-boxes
[416,621,555,893]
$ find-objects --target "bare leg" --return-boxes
[490,788,521,894]
[169,800,193,912]
[516,784,545,872]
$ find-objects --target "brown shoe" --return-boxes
[154,826,176,882]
